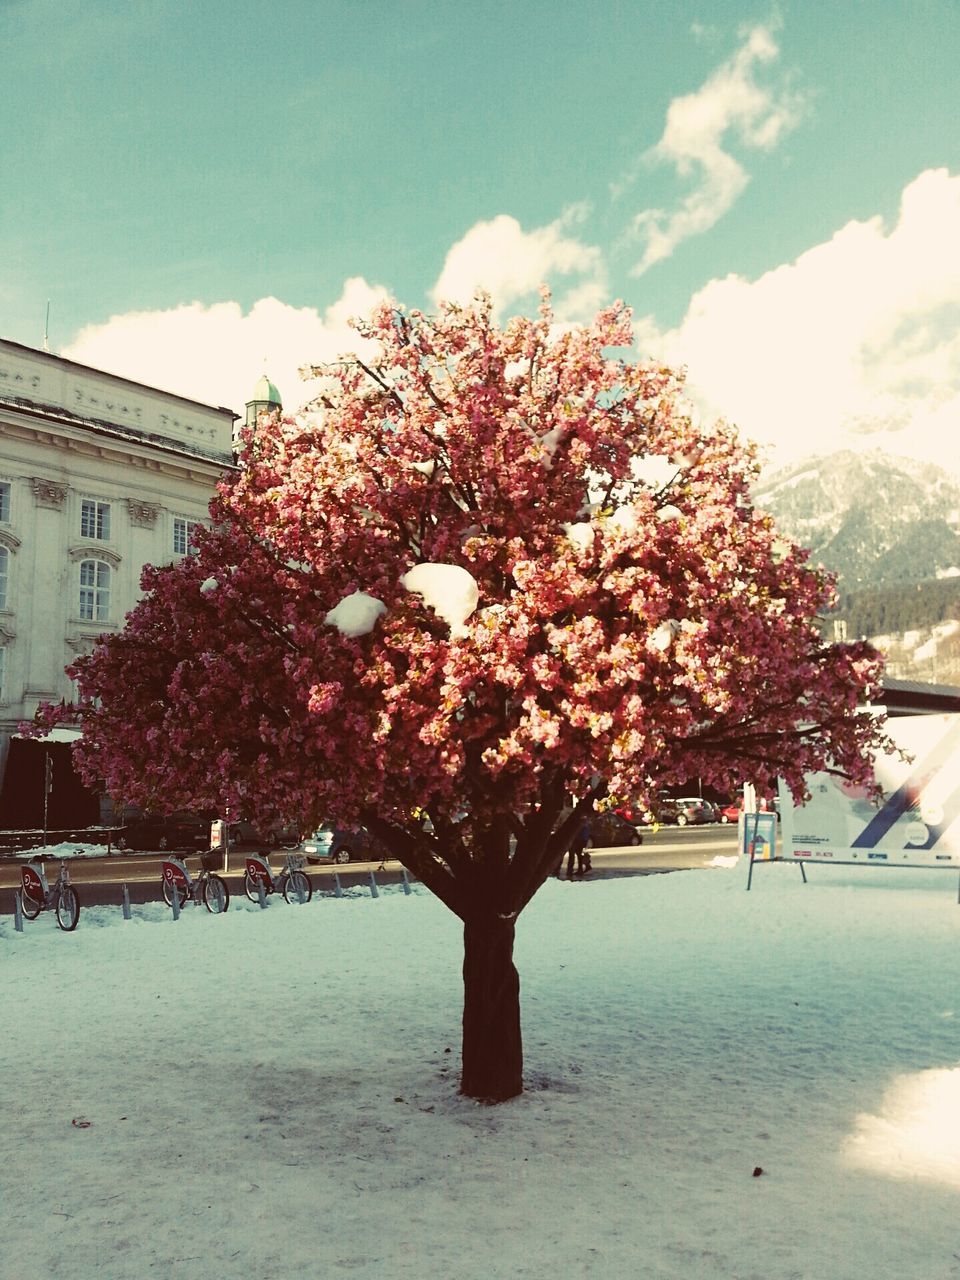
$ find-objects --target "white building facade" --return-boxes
[0,338,238,829]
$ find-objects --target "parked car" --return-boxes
[587,812,644,848]
[612,801,644,825]
[116,812,211,852]
[299,823,389,865]
[718,798,780,823]
[673,797,715,826]
[227,821,277,851]
[630,793,679,825]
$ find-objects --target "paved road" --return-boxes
[584,825,740,876]
[0,825,740,913]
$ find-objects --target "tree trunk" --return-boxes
[460,914,523,1102]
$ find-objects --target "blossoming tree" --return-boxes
[49,293,888,1102]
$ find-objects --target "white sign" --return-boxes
[779,714,960,867]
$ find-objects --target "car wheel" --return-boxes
[116,836,129,850]
[334,846,352,864]
[158,835,169,850]
[629,830,641,846]
[676,814,687,827]
[720,814,729,824]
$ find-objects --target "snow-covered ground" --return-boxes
[2,858,959,1280]
[3,839,120,859]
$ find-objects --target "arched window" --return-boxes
[0,546,7,609]
[79,559,110,622]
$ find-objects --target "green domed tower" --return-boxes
[244,372,282,430]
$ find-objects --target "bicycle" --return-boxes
[243,851,312,904]
[19,859,81,931]
[161,850,229,913]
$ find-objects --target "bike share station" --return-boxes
[160,819,317,915]
[745,713,960,897]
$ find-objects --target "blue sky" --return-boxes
[4,0,960,472]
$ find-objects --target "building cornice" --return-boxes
[0,337,236,418]
[1,413,237,483]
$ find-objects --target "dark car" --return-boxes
[116,812,211,852]
[299,823,389,865]
[227,821,278,851]
[586,812,643,848]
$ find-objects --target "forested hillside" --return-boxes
[831,577,960,640]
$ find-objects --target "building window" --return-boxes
[0,546,7,609]
[80,499,111,540]
[79,559,111,622]
[0,482,10,523]
[173,517,201,555]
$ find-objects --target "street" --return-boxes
[0,825,740,913]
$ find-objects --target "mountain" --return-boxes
[754,451,960,683]
[754,450,960,591]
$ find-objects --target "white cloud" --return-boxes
[635,168,960,477]
[62,278,390,417]
[431,211,608,321]
[627,21,804,275]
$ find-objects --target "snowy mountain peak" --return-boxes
[755,450,960,590]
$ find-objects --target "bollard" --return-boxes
[121,884,132,920]
[368,870,379,899]
[333,871,343,898]
[170,885,181,921]
[401,867,412,896]
[14,889,24,932]
[295,877,306,905]
[257,876,268,909]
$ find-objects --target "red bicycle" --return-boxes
[20,859,81,931]
[243,851,312,904]
[161,852,229,913]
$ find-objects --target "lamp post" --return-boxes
[42,748,53,849]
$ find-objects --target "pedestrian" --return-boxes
[565,816,592,878]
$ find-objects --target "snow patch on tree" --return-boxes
[564,522,595,553]
[401,563,479,636]
[324,591,387,638]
